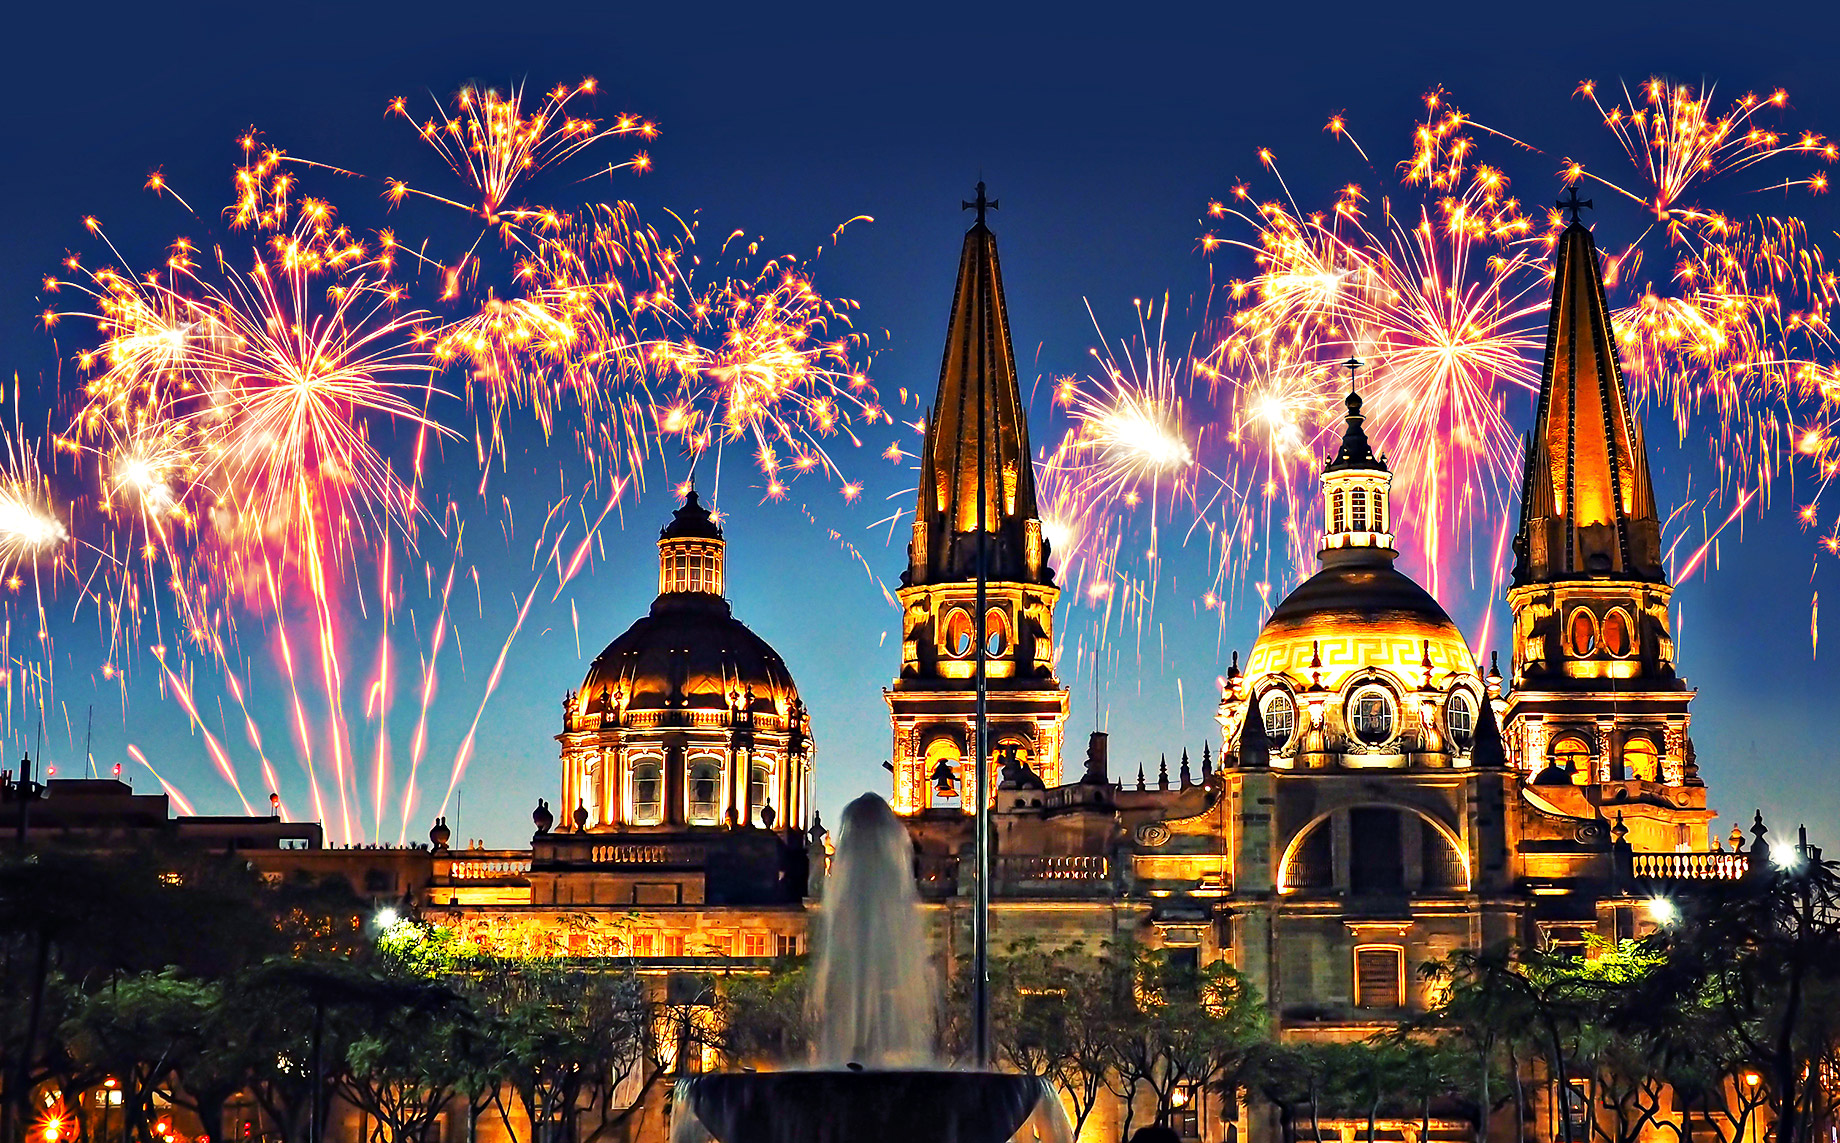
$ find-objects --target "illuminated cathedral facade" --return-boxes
[106,195,1762,1143]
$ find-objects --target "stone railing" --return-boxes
[588,843,706,866]
[1632,851,1748,880]
[997,855,1110,881]
[446,856,531,880]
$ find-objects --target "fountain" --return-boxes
[672,793,1071,1143]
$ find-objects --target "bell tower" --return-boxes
[884,189,1068,814]
[1503,195,1710,850]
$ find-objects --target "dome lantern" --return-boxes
[1319,360,1396,563]
[658,487,725,598]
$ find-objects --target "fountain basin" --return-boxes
[679,1070,1046,1143]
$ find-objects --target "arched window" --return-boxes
[1372,494,1385,533]
[1601,610,1633,657]
[1446,692,1474,747]
[1551,736,1593,783]
[1330,490,1346,532]
[1350,489,1369,531]
[942,609,974,658]
[985,609,1010,657]
[688,760,722,825]
[1282,821,1332,890]
[749,763,772,825]
[1623,737,1660,782]
[1569,609,1597,656]
[923,736,964,808]
[1261,691,1295,747]
[630,759,663,825]
[1350,687,1395,745]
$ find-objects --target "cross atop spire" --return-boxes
[1557,185,1593,225]
[962,181,998,228]
[1342,356,1363,390]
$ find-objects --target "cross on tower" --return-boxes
[1557,185,1593,225]
[1343,356,1363,390]
[962,181,998,226]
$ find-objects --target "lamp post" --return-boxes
[962,180,997,1070]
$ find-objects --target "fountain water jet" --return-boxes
[672,793,1071,1143]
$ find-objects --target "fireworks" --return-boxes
[23,79,883,842]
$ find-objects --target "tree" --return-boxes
[1107,946,1264,1140]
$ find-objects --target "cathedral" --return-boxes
[22,191,1762,1143]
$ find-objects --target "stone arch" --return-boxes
[1277,802,1471,893]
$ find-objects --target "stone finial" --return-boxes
[430,816,452,851]
[1136,761,1146,791]
[1200,742,1213,779]
[1469,693,1507,769]
[533,799,554,835]
[573,801,590,832]
[759,803,777,830]
[1238,697,1272,769]
[1179,749,1193,788]
[1157,754,1169,791]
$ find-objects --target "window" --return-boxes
[1350,687,1395,745]
[749,763,771,826]
[776,934,800,957]
[1354,946,1404,1008]
[741,932,770,957]
[985,609,1010,656]
[1330,489,1346,532]
[1551,736,1593,783]
[1602,609,1633,657]
[1282,822,1332,891]
[688,760,722,825]
[1446,692,1474,747]
[1261,691,1295,746]
[942,609,974,658]
[1570,609,1597,656]
[1372,494,1385,533]
[1623,736,1660,782]
[1350,488,1369,531]
[1170,1081,1203,1139]
[1349,808,1404,893]
[662,933,686,957]
[633,932,656,957]
[631,759,663,825]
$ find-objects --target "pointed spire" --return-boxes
[1325,360,1384,473]
[1470,695,1506,769]
[903,186,1046,587]
[1157,753,1169,790]
[1135,760,1146,791]
[1200,742,1213,779]
[1179,748,1192,788]
[1238,698,1272,769]
[1513,208,1662,584]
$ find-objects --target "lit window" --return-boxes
[1623,737,1659,782]
[662,933,685,957]
[742,932,769,957]
[1372,494,1384,533]
[688,760,722,825]
[1330,490,1345,532]
[776,934,800,957]
[985,609,1010,656]
[1261,691,1295,746]
[633,932,656,957]
[631,760,663,825]
[1446,692,1473,747]
[1602,610,1632,657]
[1350,688,1394,745]
[1350,489,1368,531]
[749,763,771,826]
[942,609,974,658]
[1354,946,1404,1008]
[1551,736,1593,782]
[1570,609,1597,656]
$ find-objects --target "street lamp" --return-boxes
[1645,897,1678,925]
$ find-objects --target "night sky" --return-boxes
[3,0,1836,847]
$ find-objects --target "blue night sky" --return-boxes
[1,0,1835,847]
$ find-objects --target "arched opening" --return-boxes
[630,759,663,825]
[1350,488,1369,531]
[922,734,964,808]
[1279,806,1470,894]
[1372,493,1385,533]
[1569,609,1598,656]
[1282,821,1333,890]
[749,762,772,826]
[688,759,722,825]
[1261,690,1295,747]
[1602,609,1633,657]
[1622,736,1660,782]
[984,609,1010,657]
[1446,692,1474,747]
[1330,490,1346,532]
[1551,736,1594,784]
[942,609,974,658]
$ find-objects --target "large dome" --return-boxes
[1244,559,1478,691]
[581,596,800,716]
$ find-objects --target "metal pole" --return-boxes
[972,238,992,1070]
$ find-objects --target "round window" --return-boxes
[942,609,974,658]
[1261,691,1295,746]
[1601,610,1632,657]
[985,609,1010,656]
[1349,688,1395,746]
[1570,609,1597,656]
[1447,692,1474,747]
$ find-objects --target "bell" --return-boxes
[930,758,960,797]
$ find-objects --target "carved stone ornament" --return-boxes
[1134,822,1172,848]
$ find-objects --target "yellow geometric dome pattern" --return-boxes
[1245,562,1478,692]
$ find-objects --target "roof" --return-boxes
[1245,561,1477,691]
[580,595,799,715]
[661,489,724,541]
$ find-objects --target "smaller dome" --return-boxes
[1246,561,1478,691]
[662,489,723,540]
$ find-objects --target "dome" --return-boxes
[1244,559,1478,691]
[581,595,799,717]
